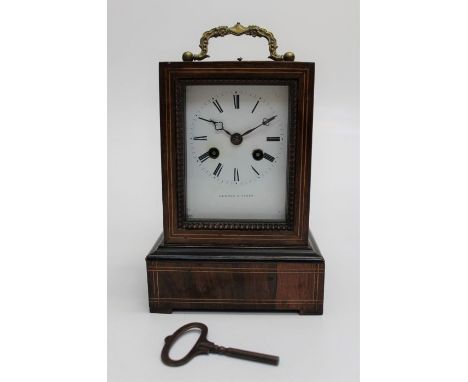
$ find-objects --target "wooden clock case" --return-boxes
[146,61,325,315]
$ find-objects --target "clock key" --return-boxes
[161,322,279,367]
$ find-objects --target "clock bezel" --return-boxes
[159,61,314,247]
[177,79,296,229]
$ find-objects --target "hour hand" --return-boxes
[198,117,232,136]
[198,116,216,124]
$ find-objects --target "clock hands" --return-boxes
[198,117,232,136]
[198,116,217,124]
[241,115,277,137]
[198,115,277,145]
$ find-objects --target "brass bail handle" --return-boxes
[182,22,295,62]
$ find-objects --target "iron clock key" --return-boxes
[161,322,280,367]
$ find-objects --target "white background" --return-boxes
[1,1,467,382]
[108,1,358,381]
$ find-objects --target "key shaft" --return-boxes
[209,343,279,366]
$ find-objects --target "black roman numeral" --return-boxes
[266,137,280,141]
[233,168,240,182]
[233,94,240,109]
[251,165,260,176]
[263,153,275,162]
[251,100,259,113]
[198,151,210,163]
[212,99,223,113]
[193,136,207,141]
[213,163,223,177]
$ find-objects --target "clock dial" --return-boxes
[185,85,289,221]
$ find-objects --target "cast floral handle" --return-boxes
[182,22,295,62]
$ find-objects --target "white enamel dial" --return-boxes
[185,84,289,221]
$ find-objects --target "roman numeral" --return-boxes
[233,168,240,182]
[251,100,259,113]
[193,136,207,140]
[266,137,280,141]
[251,165,260,176]
[198,151,210,163]
[212,99,223,113]
[213,163,223,177]
[263,153,275,162]
[233,94,240,109]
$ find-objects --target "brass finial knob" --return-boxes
[182,51,194,62]
[283,52,295,61]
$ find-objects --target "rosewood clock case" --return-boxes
[146,60,325,315]
[159,61,314,247]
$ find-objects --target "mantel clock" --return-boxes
[146,23,325,315]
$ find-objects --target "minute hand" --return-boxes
[241,115,277,137]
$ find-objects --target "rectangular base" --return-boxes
[145,231,325,315]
